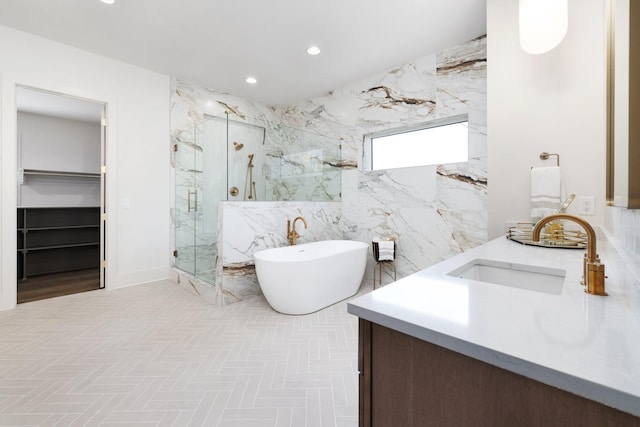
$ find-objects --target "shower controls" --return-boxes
[229,186,239,196]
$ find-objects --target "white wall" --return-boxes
[487,0,607,239]
[18,112,101,173]
[17,112,101,207]
[0,25,171,310]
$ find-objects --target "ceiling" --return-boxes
[0,0,487,108]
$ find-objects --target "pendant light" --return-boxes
[519,0,568,54]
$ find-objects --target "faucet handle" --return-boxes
[585,261,607,296]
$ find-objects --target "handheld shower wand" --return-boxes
[245,154,255,200]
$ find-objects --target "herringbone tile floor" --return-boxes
[0,280,362,426]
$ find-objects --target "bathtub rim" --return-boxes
[253,239,369,263]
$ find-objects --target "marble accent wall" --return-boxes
[221,201,342,304]
[170,35,487,306]
[280,36,487,279]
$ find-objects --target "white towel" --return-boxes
[530,166,565,223]
[376,240,395,261]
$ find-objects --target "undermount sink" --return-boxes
[447,259,566,295]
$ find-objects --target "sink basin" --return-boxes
[447,259,566,294]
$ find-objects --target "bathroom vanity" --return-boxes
[348,233,640,426]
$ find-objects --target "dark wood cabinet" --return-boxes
[358,319,640,427]
[17,207,100,280]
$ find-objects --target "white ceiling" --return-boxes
[0,0,487,108]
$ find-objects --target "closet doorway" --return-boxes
[16,86,106,303]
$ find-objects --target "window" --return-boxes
[364,114,469,171]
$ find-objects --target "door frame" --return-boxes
[14,85,108,294]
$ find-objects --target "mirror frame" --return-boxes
[607,0,640,209]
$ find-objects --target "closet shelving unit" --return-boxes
[17,206,101,280]
[17,169,101,281]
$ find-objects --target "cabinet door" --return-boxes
[359,320,640,426]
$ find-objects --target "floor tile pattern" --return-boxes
[0,281,361,426]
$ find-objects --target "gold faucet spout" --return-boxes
[533,214,597,261]
[287,216,308,245]
[533,213,606,296]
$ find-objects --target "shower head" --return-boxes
[233,141,244,151]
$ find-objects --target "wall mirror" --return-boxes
[608,0,640,208]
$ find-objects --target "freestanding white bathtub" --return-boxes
[254,240,368,315]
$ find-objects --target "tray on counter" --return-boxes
[506,222,587,249]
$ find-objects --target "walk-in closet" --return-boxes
[16,87,105,303]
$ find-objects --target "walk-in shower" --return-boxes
[172,113,342,286]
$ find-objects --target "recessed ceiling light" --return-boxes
[100,0,115,4]
[306,46,321,56]
[246,77,257,84]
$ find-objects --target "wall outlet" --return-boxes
[579,196,595,216]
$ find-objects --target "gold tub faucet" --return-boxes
[287,216,308,245]
[533,213,606,296]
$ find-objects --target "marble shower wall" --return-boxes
[264,123,342,201]
[279,36,487,280]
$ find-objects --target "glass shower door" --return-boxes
[174,120,222,286]
[174,128,197,275]
[174,114,276,287]
[193,121,216,284]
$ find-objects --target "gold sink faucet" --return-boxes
[287,216,308,245]
[533,213,606,296]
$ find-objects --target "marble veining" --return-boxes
[360,85,436,111]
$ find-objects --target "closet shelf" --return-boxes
[18,242,100,252]
[18,224,100,232]
[20,169,100,180]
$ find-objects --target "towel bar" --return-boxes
[539,152,560,166]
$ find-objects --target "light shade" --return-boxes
[519,0,568,54]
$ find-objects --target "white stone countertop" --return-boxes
[347,231,640,417]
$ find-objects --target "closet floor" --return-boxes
[17,268,101,304]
